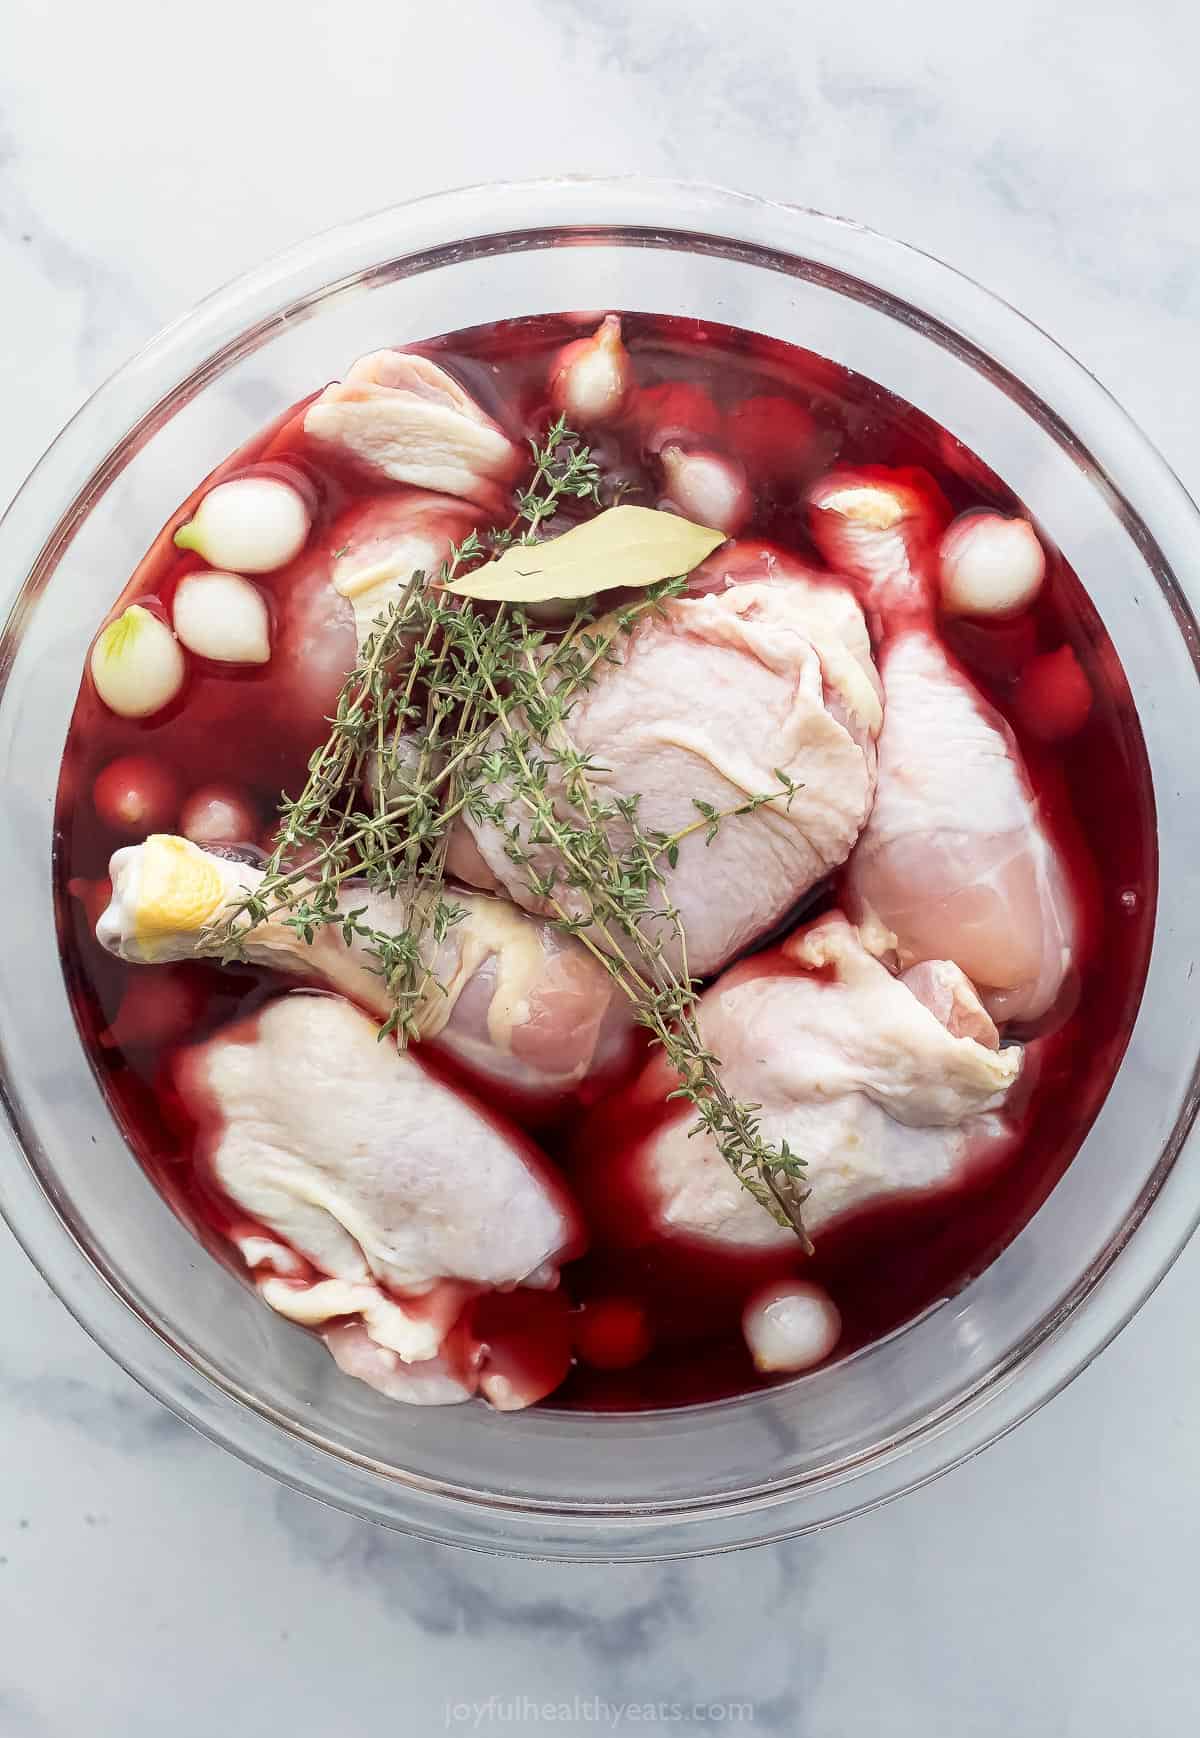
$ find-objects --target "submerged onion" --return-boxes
[550,314,632,425]
[172,570,271,665]
[180,784,259,847]
[90,605,186,719]
[574,1297,652,1371]
[633,381,721,455]
[725,394,818,478]
[659,444,751,536]
[742,1280,842,1373]
[174,476,311,574]
[1014,645,1093,741]
[93,755,180,835]
[938,512,1046,618]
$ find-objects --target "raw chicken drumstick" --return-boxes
[178,993,580,1408]
[97,834,624,1094]
[805,471,1075,1022]
[845,632,1077,1024]
[807,466,951,624]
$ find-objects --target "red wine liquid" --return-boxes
[54,313,1156,1411]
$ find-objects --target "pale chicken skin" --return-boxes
[326,489,480,650]
[324,1323,475,1406]
[304,350,522,512]
[267,487,481,742]
[177,994,581,1408]
[626,913,1022,1251]
[806,465,950,623]
[97,834,625,1094]
[450,576,883,978]
[846,631,1077,1024]
[686,540,885,744]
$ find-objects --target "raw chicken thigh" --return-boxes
[619,913,1021,1250]
[450,575,883,977]
[686,541,886,732]
[97,834,624,1093]
[304,350,522,512]
[177,994,580,1407]
[846,632,1076,1023]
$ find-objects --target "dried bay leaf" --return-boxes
[445,504,725,603]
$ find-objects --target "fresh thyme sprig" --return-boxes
[205,419,809,1240]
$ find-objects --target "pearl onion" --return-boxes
[90,605,186,719]
[938,512,1046,618]
[172,570,270,664]
[659,444,751,535]
[742,1280,842,1373]
[550,314,632,425]
[92,755,180,835]
[180,785,259,847]
[174,476,311,574]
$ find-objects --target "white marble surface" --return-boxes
[2,0,1199,1731]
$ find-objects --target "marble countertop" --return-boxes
[2,1,1198,1731]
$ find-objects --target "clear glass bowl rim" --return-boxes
[2,175,1199,1560]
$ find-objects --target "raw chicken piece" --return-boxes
[625,913,1021,1249]
[304,350,522,512]
[263,534,357,742]
[326,1306,571,1411]
[686,540,885,754]
[450,577,882,978]
[97,834,624,1093]
[324,1323,473,1406]
[326,489,479,650]
[181,993,572,1300]
[899,959,1001,1045]
[178,994,582,1408]
[846,631,1077,1023]
[807,466,950,623]
[261,488,479,754]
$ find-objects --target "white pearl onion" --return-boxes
[550,314,632,425]
[742,1280,842,1373]
[174,476,311,574]
[660,444,751,535]
[173,570,271,665]
[180,785,258,847]
[938,512,1046,618]
[90,605,186,719]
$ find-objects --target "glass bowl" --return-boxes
[2,177,1199,1562]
